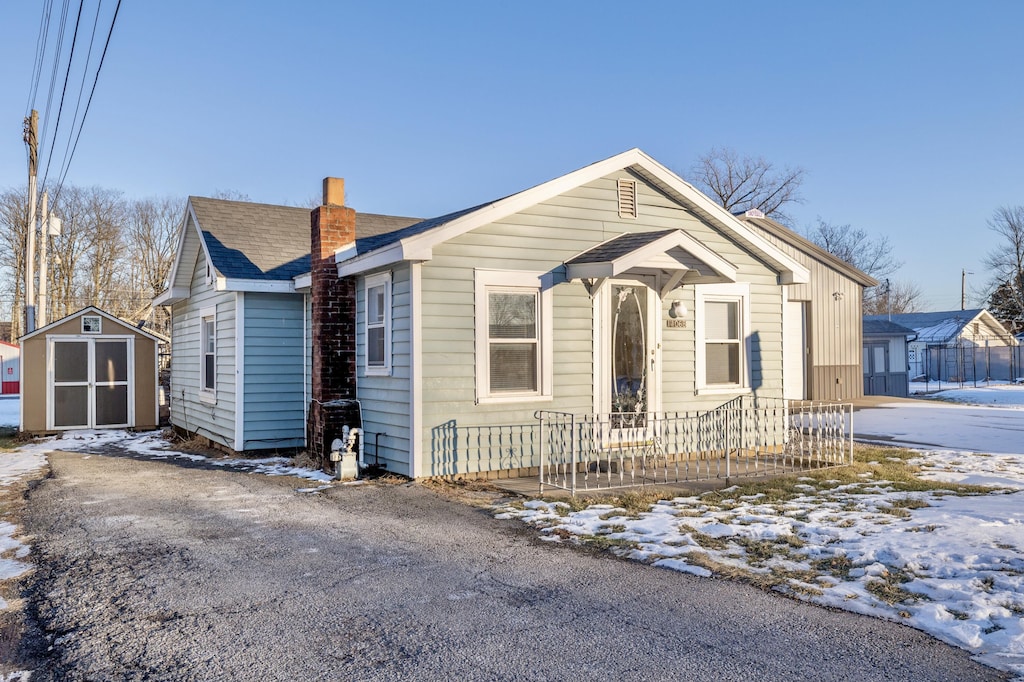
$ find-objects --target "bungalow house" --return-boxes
[865,309,1018,383]
[154,196,418,451]
[159,149,869,482]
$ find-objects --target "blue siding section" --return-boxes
[242,292,307,449]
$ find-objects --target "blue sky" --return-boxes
[2,1,1022,310]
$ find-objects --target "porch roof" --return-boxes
[564,229,737,296]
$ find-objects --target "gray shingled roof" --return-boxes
[863,319,916,336]
[864,310,986,344]
[565,230,676,265]
[190,197,421,281]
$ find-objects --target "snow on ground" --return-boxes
[498,385,1024,678]
[4,390,1024,674]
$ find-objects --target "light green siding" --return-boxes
[414,171,787,476]
[168,234,237,448]
[356,265,412,474]
[242,293,306,449]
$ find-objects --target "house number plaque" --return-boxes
[665,319,687,328]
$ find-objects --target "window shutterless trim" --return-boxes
[474,269,553,403]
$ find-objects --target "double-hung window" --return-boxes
[696,283,750,393]
[199,306,216,399]
[475,270,552,402]
[365,272,391,375]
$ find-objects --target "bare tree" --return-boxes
[863,279,923,316]
[0,188,30,339]
[688,147,805,224]
[124,196,183,334]
[805,218,914,313]
[982,206,1024,332]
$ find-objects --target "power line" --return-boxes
[51,0,105,198]
[52,0,123,207]
[26,0,56,115]
[40,0,86,196]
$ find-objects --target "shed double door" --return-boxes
[48,337,133,429]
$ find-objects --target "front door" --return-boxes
[49,337,132,429]
[601,281,658,429]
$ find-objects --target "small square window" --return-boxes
[82,315,102,334]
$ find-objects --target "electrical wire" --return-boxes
[51,0,122,208]
[39,0,86,197]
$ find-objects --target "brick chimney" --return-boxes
[307,177,361,469]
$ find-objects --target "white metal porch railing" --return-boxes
[536,397,853,495]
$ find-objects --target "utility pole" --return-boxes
[961,269,973,311]
[39,191,48,327]
[24,110,38,333]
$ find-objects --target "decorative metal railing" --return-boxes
[536,397,853,495]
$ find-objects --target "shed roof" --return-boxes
[864,309,1012,344]
[863,319,916,336]
[20,306,164,343]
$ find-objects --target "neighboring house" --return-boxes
[20,307,160,433]
[738,210,878,401]
[865,310,1018,382]
[154,195,419,451]
[159,149,874,478]
[0,340,20,394]
[862,319,916,397]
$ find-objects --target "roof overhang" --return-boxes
[566,230,737,297]
[333,148,810,284]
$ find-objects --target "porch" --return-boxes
[429,397,853,496]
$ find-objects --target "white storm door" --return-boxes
[93,339,131,428]
[50,339,92,429]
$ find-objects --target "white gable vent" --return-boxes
[617,179,637,219]
[744,208,765,219]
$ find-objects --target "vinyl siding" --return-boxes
[415,171,787,475]
[168,239,237,448]
[753,225,865,400]
[242,292,306,449]
[356,265,412,474]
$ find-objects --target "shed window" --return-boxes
[365,272,391,375]
[200,307,216,395]
[82,315,102,334]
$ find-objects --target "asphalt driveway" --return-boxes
[15,451,1006,681]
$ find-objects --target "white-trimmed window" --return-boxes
[695,283,750,393]
[475,270,552,403]
[81,315,102,334]
[200,306,216,398]
[365,272,391,375]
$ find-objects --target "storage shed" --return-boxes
[862,318,915,397]
[0,341,19,394]
[20,307,160,433]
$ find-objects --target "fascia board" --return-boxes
[629,153,811,284]
[153,286,189,306]
[565,262,616,280]
[217,278,297,294]
[293,272,311,290]
[336,242,411,277]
